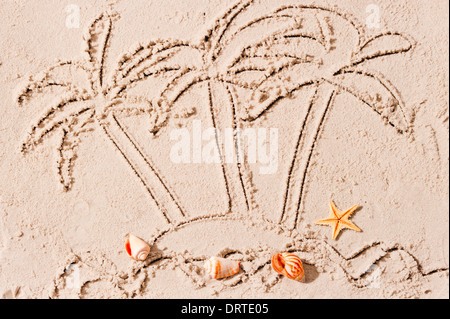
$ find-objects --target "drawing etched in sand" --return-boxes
[0,0,448,299]
[19,1,413,227]
[17,12,186,224]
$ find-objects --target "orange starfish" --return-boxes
[315,200,362,240]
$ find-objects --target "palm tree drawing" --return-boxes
[17,13,189,225]
[114,0,413,228]
[226,4,414,230]
[104,0,270,216]
[19,1,414,231]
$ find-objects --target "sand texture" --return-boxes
[0,0,449,299]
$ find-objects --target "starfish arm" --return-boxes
[340,219,362,232]
[332,221,344,240]
[329,200,341,218]
[341,204,359,219]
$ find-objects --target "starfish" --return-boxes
[315,200,362,240]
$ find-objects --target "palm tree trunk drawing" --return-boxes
[17,13,187,225]
[279,83,336,229]
[99,115,186,224]
[19,3,414,230]
[204,3,413,230]
[207,82,250,214]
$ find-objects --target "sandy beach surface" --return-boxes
[0,0,448,299]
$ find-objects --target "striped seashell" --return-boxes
[271,253,305,281]
[125,234,150,261]
[204,257,240,279]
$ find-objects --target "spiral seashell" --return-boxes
[204,257,240,279]
[271,253,305,281]
[125,234,150,261]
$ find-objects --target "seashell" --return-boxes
[204,257,240,279]
[271,253,305,281]
[125,234,150,261]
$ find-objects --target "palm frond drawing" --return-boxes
[227,4,414,230]
[18,1,414,231]
[17,13,188,224]
[118,0,413,229]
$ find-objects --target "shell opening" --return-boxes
[125,239,132,257]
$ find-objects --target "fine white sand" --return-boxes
[0,0,448,298]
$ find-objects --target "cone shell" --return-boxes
[125,234,150,261]
[271,253,305,281]
[204,257,240,279]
